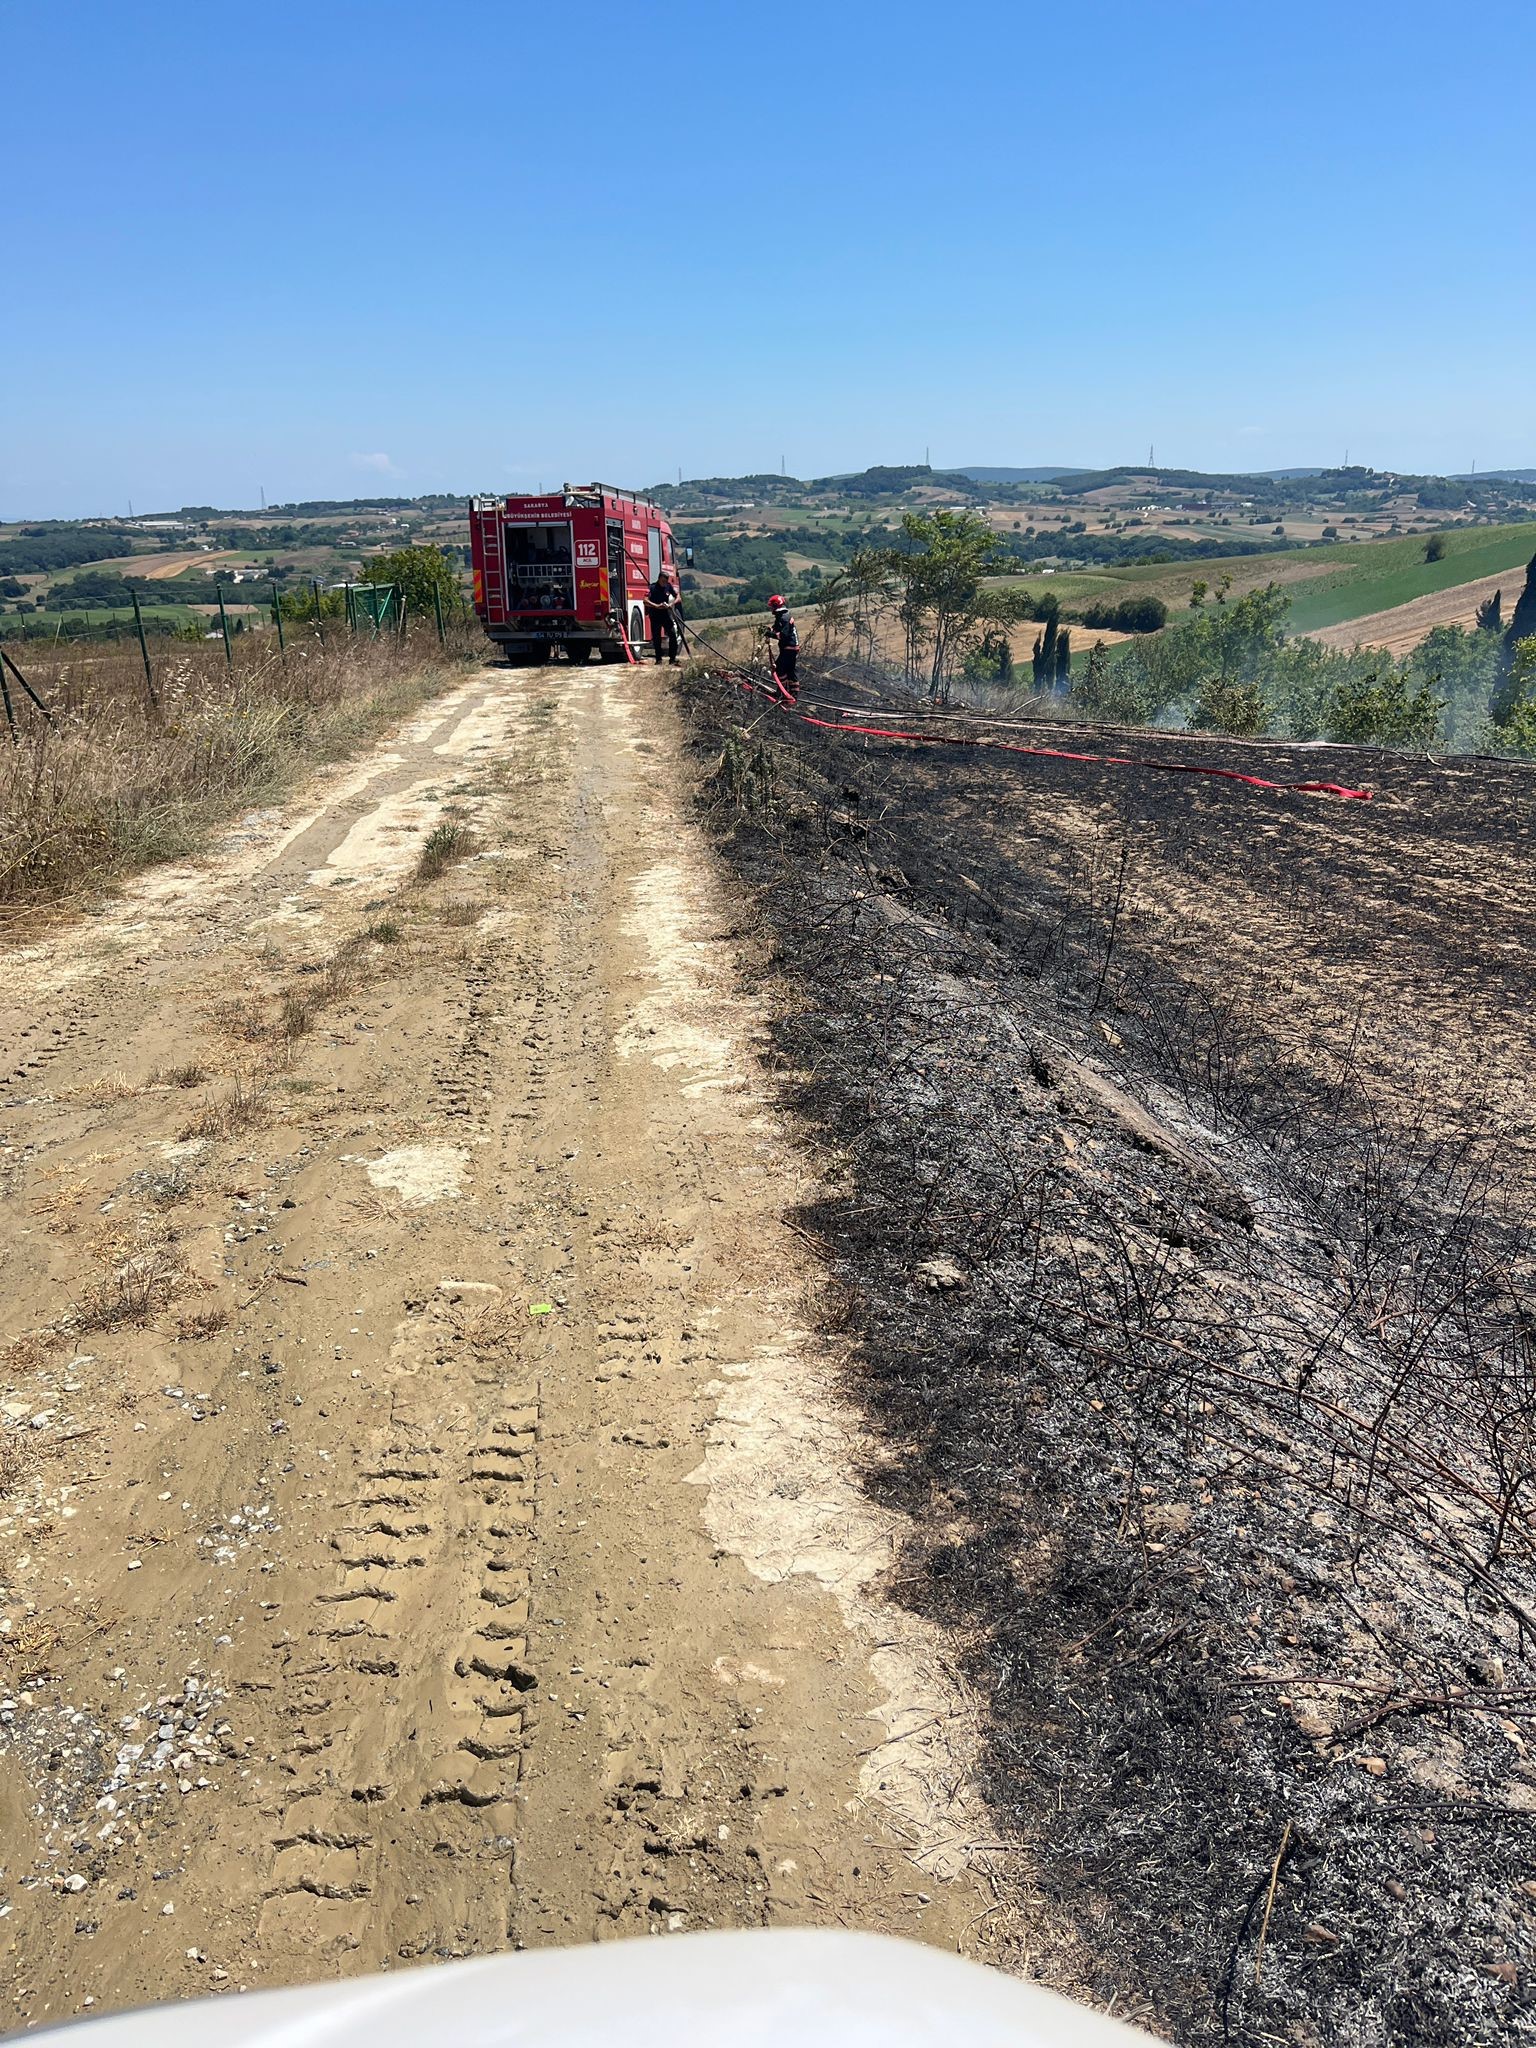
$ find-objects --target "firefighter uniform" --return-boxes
[768,600,799,697]
[646,575,680,664]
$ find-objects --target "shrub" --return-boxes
[1327,668,1443,748]
[1077,594,1168,633]
[1074,641,1156,723]
[1192,674,1269,737]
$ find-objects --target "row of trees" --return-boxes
[1071,555,1536,754]
[810,512,1536,755]
[815,510,1101,700]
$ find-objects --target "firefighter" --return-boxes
[645,568,681,665]
[765,594,799,700]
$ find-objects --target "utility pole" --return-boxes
[1148,445,1155,470]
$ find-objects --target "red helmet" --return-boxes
[767,594,785,609]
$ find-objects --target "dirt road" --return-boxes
[0,665,997,2028]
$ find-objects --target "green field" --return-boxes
[1281,524,1536,633]
[983,521,1536,642]
[1,604,201,636]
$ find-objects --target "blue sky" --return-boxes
[6,0,1533,515]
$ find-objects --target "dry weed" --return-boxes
[1,1332,57,1377]
[179,1068,270,1142]
[211,997,274,1045]
[67,1073,141,1106]
[0,631,477,911]
[73,1234,186,1331]
[280,991,317,1041]
[173,1305,230,1342]
[150,1061,209,1089]
[0,1428,35,1502]
[28,1178,95,1233]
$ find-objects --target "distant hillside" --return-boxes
[957,467,1092,483]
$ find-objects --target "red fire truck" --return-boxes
[469,483,682,664]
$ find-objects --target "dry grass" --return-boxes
[179,1066,269,1142]
[0,1428,35,1504]
[0,628,477,914]
[66,1072,142,1106]
[1,1332,57,1377]
[72,1232,186,1331]
[280,990,317,1041]
[173,1305,230,1342]
[150,1060,209,1089]
[211,998,273,1044]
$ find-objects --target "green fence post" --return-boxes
[432,583,446,646]
[311,580,326,646]
[216,586,233,669]
[272,583,286,656]
[130,589,157,709]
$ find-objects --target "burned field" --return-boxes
[685,670,1536,2045]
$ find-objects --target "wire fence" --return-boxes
[0,578,482,737]
[0,576,467,651]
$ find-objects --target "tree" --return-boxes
[1192,673,1269,736]
[1424,533,1447,563]
[1079,594,1167,633]
[279,584,347,622]
[1327,666,1443,748]
[1407,624,1505,748]
[1504,553,1536,656]
[870,510,1002,700]
[1495,640,1536,756]
[358,544,467,623]
[1078,640,1111,713]
[1074,640,1155,724]
[1054,626,1072,691]
[963,625,1014,684]
[1476,588,1503,633]
[840,550,890,664]
[1491,554,1536,722]
[1032,610,1059,689]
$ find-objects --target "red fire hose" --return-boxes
[705,655,1373,803]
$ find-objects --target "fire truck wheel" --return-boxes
[566,643,590,665]
[595,642,624,665]
[628,607,645,645]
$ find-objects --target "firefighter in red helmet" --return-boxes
[765,595,799,701]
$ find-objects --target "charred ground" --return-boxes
[683,664,1536,2045]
